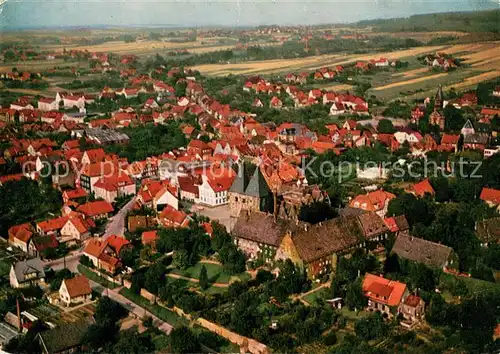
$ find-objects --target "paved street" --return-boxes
[88,279,173,334]
[44,252,81,272]
[104,196,137,238]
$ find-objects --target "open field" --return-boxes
[372,73,449,91]
[192,41,499,77]
[444,70,500,90]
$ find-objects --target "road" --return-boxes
[88,279,173,335]
[44,252,81,272]
[104,196,137,238]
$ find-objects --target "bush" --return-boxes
[323,331,338,346]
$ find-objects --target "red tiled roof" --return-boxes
[441,134,459,145]
[411,179,435,197]
[141,230,158,245]
[37,216,68,233]
[93,173,134,192]
[63,188,87,200]
[350,190,396,212]
[63,275,91,298]
[77,201,114,217]
[159,205,188,226]
[362,273,407,307]
[480,187,500,205]
[106,235,130,253]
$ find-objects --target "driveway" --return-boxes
[88,279,173,335]
[104,196,137,238]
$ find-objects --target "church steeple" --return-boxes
[435,84,444,110]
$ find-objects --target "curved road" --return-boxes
[104,196,137,239]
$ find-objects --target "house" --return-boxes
[399,294,425,323]
[362,273,408,317]
[275,215,365,279]
[429,110,445,130]
[411,106,425,123]
[79,161,121,193]
[37,317,94,354]
[198,172,235,207]
[493,86,500,97]
[36,217,68,237]
[62,188,87,204]
[10,258,45,288]
[392,232,458,270]
[356,212,390,244]
[83,236,130,274]
[158,205,190,228]
[141,230,159,250]
[37,97,58,111]
[270,96,283,109]
[475,218,500,247]
[349,190,396,218]
[480,187,500,209]
[8,223,34,253]
[77,200,114,220]
[60,215,95,243]
[63,95,85,109]
[137,179,179,211]
[59,275,92,307]
[187,140,212,158]
[439,134,459,152]
[384,215,410,233]
[232,211,305,263]
[463,134,489,151]
[407,179,435,198]
[93,173,136,203]
[177,175,200,202]
[127,215,156,233]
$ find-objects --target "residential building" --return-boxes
[10,258,45,288]
[407,178,435,198]
[83,235,130,274]
[392,232,458,270]
[8,223,34,253]
[399,294,425,323]
[198,173,234,207]
[93,173,136,203]
[158,205,190,228]
[232,211,305,263]
[77,200,114,220]
[59,275,92,307]
[37,317,94,354]
[349,190,396,218]
[275,215,365,279]
[362,273,408,318]
[479,187,500,211]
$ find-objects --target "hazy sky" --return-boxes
[1,0,499,29]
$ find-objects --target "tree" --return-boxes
[354,312,388,341]
[94,296,127,325]
[377,119,396,133]
[344,278,367,311]
[170,326,201,354]
[144,263,166,293]
[173,250,189,270]
[199,265,209,290]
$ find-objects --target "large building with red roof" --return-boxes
[362,273,408,317]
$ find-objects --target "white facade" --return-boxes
[154,189,179,211]
[63,97,85,109]
[38,100,58,111]
[198,177,228,206]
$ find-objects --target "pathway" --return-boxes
[292,281,331,306]
[88,279,173,334]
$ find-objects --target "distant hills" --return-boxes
[356,9,500,33]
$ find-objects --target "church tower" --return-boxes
[434,84,444,110]
[228,163,272,218]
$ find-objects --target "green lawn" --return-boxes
[118,288,188,328]
[170,262,231,283]
[77,265,119,289]
[302,287,330,304]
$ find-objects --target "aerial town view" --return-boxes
[0,0,499,353]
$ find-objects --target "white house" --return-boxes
[198,174,233,207]
[154,186,179,211]
[38,97,58,111]
[329,102,345,116]
[63,95,85,109]
[59,275,92,307]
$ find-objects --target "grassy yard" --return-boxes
[302,287,330,304]
[77,265,119,289]
[170,262,231,283]
[118,287,188,328]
